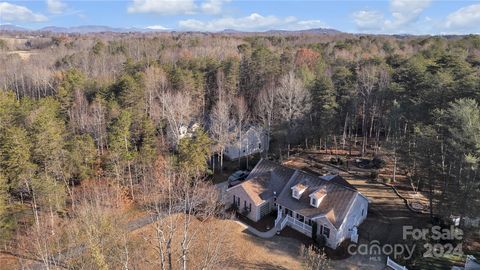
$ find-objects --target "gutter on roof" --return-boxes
[225,182,245,192]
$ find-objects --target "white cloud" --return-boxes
[128,0,197,15]
[178,13,328,32]
[352,0,431,33]
[295,19,329,29]
[353,10,384,30]
[0,2,48,22]
[201,0,229,14]
[146,25,170,30]
[46,0,67,14]
[128,0,230,16]
[445,4,480,31]
[386,0,430,29]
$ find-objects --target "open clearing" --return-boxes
[131,215,305,270]
[1,51,36,60]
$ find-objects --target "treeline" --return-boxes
[1,33,480,240]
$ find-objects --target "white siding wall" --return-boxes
[313,216,338,248]
[312,195,368,248]
[227,186,261,221]
[336,194,369,245]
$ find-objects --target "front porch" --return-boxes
[274,204,313,237]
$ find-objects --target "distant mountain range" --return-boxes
[220,28,341,35]
[38,25,153,33]
[0,24,340,35]
[0,25,30,32]
[0,25,155,33]
[265,28,340,34]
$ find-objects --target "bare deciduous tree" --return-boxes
[276,71,311,126]
[141,157,229,270]
[256,79,277,157]
[210,92,233,171]
[300,245,330,270]
[276,71,311,145]
[161,91,193,146]
[356,65,378,156]
[144,65,168,122]
[233,96,249,164]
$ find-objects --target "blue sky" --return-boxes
[0,0,479,34]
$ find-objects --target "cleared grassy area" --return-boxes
[130,214,305,269]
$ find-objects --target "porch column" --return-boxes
[275,204,282,226]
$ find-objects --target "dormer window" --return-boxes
[291,183,307,200]
[309,187,326,208]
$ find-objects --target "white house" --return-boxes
[226,159,368,249]
[224,126,267,160]
[178,122,200,140]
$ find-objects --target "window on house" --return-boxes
[249,203,252,211]
[233,195,236,204]
[323,227,330,238]
[362,209,364,216]
[244,200,247,208]
[237,197,240,206]
[258,143,261,148]
[311,198,317,206]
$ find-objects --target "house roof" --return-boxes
[227,159,362,228]
[229,159,296,206]
[277,170,358,229]
[320,175,357,191]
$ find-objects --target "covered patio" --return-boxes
[274,204,313,237]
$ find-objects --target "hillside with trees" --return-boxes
[0,32,479,268]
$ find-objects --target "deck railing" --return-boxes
[284,215,312,237]
[275,215,282,227]
[386,256,408,270]
[280,216,289,229]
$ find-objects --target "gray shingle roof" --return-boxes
[248,159,297,200]
[233,159,296,205]
[229,159,360,229]
[277,170,357,229]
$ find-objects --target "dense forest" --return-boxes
[0,32,479,268]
